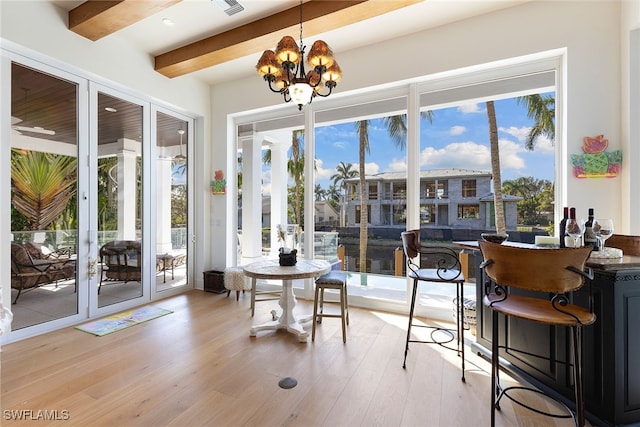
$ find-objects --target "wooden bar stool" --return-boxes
[479,241,594,427]
[312,271,349,343]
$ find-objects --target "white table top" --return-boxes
[243,259,331,280]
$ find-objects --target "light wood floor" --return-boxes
[1,290,591,426]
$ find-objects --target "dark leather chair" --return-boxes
[401,229,466,381]
[606,234,640,256]
[479,241,594,427]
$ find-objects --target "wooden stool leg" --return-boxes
[344,283,349,325]
[340,286,347,343]
[312,285,321,341]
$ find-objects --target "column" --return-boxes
[117,149,139,240]
[156,155,173,253]
[240,133,263,261]
[267,136,291,256]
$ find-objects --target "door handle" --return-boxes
[88,256,97,279]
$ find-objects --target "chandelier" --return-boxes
[256,0,342,110]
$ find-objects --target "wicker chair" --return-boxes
[10,242,76,304]
[99,240,142,293]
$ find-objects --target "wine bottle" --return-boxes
[584,208,598,250]
[559,207,568,248]
[567,207,578,247]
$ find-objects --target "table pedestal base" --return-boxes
[250,279,311,342]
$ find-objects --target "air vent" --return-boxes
[211,0,244,16]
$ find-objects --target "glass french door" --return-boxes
[9,62,83,331]
[92,88,147,310]
[5,55,192,340]
[153,109,190,294]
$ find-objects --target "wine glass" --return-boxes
[565,218,585,248]
[593,218,614,251]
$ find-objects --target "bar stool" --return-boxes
[479,241,594,427]
[401,229,466,381]
[312,271,349,343]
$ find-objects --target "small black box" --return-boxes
[203,270,226,294]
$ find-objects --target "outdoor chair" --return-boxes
[99,240,142,293]
[10,242,76,304]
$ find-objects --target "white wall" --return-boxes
[211,0,628,267]
[1,0,212,294]
[620,0,640,233]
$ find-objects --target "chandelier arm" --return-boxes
[266,80,286,94]
[314,86,334,98]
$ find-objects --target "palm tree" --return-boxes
[11,150,77,231]
[353,111,434,274]
[288,130,305,226]
[486,95,555,234]
[314,184,326,201]
[355,116,407,274]
[486,100,506,234]
[330,161,358,226]
[517,94,555,150]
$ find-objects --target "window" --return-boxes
[393,182,407,200]
[355,205,370,224]
[420,204,435,223]
[368,182,378,200]
[462,180,477,197]
[458,204,480,219]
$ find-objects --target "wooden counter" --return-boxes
[455,241,640,426]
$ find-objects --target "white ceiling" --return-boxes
[49,0,531,85]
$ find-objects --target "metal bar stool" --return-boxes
[479,241,594,427]
[312,271,349,343]
[401,229,466,381]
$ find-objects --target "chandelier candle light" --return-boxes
[256,0,342,110]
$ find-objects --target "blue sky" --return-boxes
[311,95,555,190]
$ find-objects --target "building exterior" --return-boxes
[343,169,521,230]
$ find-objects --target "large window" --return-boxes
[458,204,480,219]
[461,179,477,197]
[233,57,560,321]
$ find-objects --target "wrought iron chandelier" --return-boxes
[256,0,342,110]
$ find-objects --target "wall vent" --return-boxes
[211,0,244,16]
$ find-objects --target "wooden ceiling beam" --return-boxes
[69,0,182,41]
[155,0,421,78]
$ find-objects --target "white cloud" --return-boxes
[457,103,483,114]
[388,158,407,172]
[500,126,555,154]
[332,140,347,150]
[419,139,526,172]
[353,162,380,176]
[314,158,334,181]
[450,125,466,135]
[500,126,530,142]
